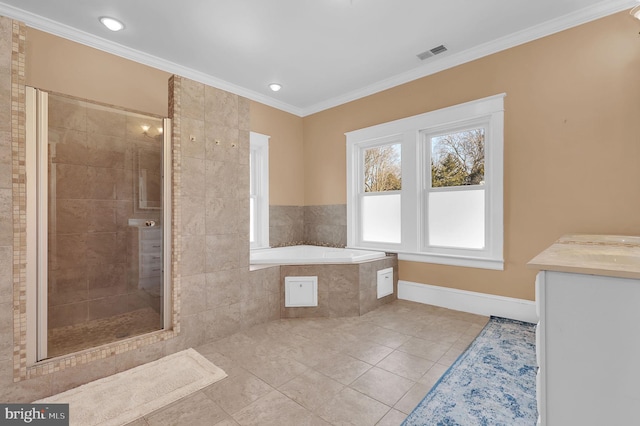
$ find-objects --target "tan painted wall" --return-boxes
[302,11,640,300]
[250,101,305,206]
[25,28,171,116]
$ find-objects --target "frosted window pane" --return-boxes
[363,194,401,243]
[428,190,484,248]
[249,197,255,242]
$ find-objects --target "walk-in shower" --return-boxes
[25,88,172,361]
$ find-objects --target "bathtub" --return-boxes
[250,245,387,265]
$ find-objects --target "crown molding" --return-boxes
[0,0,635,118]
[299,0,637,116]
[0,2,305,116]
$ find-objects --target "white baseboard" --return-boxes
[398,280,537,323]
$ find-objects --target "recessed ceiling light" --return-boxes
[269,83,282,92]
[99,16,125,32]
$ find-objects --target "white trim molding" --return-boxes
[249,132,270,250]
[0,0,634,117]
[398,280,537,324]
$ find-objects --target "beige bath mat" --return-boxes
[36,348,227,426]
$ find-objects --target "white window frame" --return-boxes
[346,94,505,270]
[250,132,270,249]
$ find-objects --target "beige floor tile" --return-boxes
[376,408,408,426]
[279,369,345,410]
[314,353,373,385]
[203,370,274,415]
[344,339,395,365]
[414,326,462,346]
[452,327,483,350]
[397,337,451,362]
[316,387,391,426]
[278,340,342,368]
[393,382,432,415]
[418,362,449,388]
[314,329,363,352]
[376,351,434,381]
[283,317,343,339]
[145,391,229,426]
[335,319,380,337]
[443,310,489,325]
[124,419,149,426]
[232,390,329,426]
[211,333,262,359]
[242,354,308,387]
[437,345,466,367]
[213,419,241,426]
[350,367,415,406]
[369,317,424,337]
[366,326,412,349]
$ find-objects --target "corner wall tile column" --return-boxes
[176,77,277,347]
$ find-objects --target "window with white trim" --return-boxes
[346,94,504,270]
[250,132,269,249]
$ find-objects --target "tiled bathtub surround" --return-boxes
[269,204,347,248]
[269,205,303,247]
[281,255,398,319]
[304,204,347,248]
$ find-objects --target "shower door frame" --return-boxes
[25,87,173,364]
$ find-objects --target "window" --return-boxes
[346,94,504,270]
[362,140,402,244]
[250,132,269,249]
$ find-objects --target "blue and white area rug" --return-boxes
[402,316,537,426]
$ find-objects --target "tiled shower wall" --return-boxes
[47,95,163,329]
[0,17,279,401]
[270,204,347,247]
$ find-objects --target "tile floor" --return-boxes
[127,300,488,426]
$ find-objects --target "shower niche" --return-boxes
[25,88,172,361]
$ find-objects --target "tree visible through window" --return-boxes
[364,144,401,192]
[431,129,484,188]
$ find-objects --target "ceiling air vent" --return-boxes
[416,44,448,61]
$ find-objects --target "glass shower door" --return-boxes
[26,87,170,360]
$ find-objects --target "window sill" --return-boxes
[398,252,504,270]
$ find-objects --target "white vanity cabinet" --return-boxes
[529,234,640,426]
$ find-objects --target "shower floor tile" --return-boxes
[48,307,161,358]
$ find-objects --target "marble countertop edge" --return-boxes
[527,234,640,280]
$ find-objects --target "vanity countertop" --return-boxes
[527,234,640,279]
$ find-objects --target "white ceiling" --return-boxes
[0,0,635,116]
